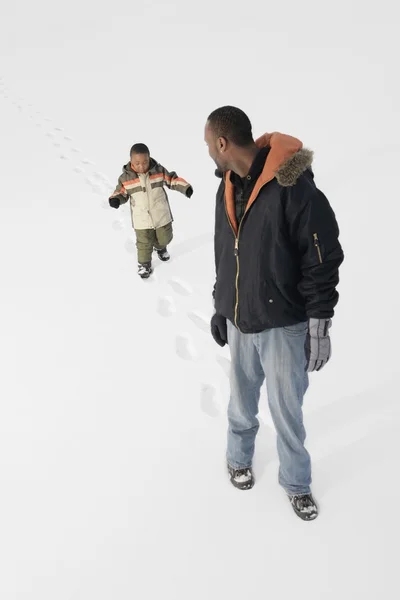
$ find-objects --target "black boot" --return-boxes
[138,262,152,279]
[155,247,170,262]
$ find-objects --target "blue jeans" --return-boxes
[226,320,311,495]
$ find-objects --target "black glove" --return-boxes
[109,197,120,209]
[211,313,228,347]
[305,318,332,372]
[186,186,193,198]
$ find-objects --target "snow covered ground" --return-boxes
[0,1,399,598]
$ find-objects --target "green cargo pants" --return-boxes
[135,222,173,264]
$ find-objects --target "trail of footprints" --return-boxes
[0,76,128,236]
[0,75,228,419]
[156,276,230,418]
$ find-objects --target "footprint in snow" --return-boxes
[90,185,104,196]
[125,238,136,255]
[168,278,193,297]
[175,335,197,361]
[111,219,125,231]
[157,296,176,318]
[200,384,220,418]
[94,171,112,185]
[84,176,106,196]
[216,355,231,378]
[187,310,210,333]
[85,176,97,188]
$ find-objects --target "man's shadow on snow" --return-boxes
[254,378,399,496]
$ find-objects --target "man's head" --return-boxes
[204,106,254,172]
[130,143,150,173]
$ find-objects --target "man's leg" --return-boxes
[135,229,155,264]
[226,320,265,470]
[257,322,311,495]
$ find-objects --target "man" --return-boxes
[205,106,344,521]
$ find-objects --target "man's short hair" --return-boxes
[130,143,150,155]
[207,106,253,147]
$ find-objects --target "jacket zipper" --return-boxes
[144,174,155,229]
[224,173,268,329]
[313,233,323,264]
[224,200,243,330]
[233,221,244,328]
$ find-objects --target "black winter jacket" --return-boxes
[213,132,344,334]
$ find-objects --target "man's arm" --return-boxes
[285,171,344,319]
[285,171,344,371]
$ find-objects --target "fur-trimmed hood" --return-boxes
[215,132,313,187]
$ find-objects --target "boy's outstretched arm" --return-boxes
[108,174,129,209]
[160,165,193,197]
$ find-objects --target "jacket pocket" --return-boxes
[313,233,323,264]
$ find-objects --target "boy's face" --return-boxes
[131,153,150,174]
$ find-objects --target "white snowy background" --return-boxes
[0,0,399,598]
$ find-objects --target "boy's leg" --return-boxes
[257,322,312,496]
[154,222,173,251]
[135,229,155,264]
[226,320,265,469]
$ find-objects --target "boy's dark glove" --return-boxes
[211,313,228,347]
[186,186,193,198]
[305,318,332,372]
[109,197,120,209]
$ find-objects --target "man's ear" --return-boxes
[217,136,227,153]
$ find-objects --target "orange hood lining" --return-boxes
[224,132,303,235]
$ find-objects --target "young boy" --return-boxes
[109,143,193,278]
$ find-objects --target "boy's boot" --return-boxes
[138,262,153,279]
[155,247,170,262]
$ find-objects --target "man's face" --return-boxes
[131,153,150,174]
[204,122,228,172]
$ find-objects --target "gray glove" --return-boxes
[305,318,332,372]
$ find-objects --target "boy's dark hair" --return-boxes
[207,106,253,147]
[130,143,150,156]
